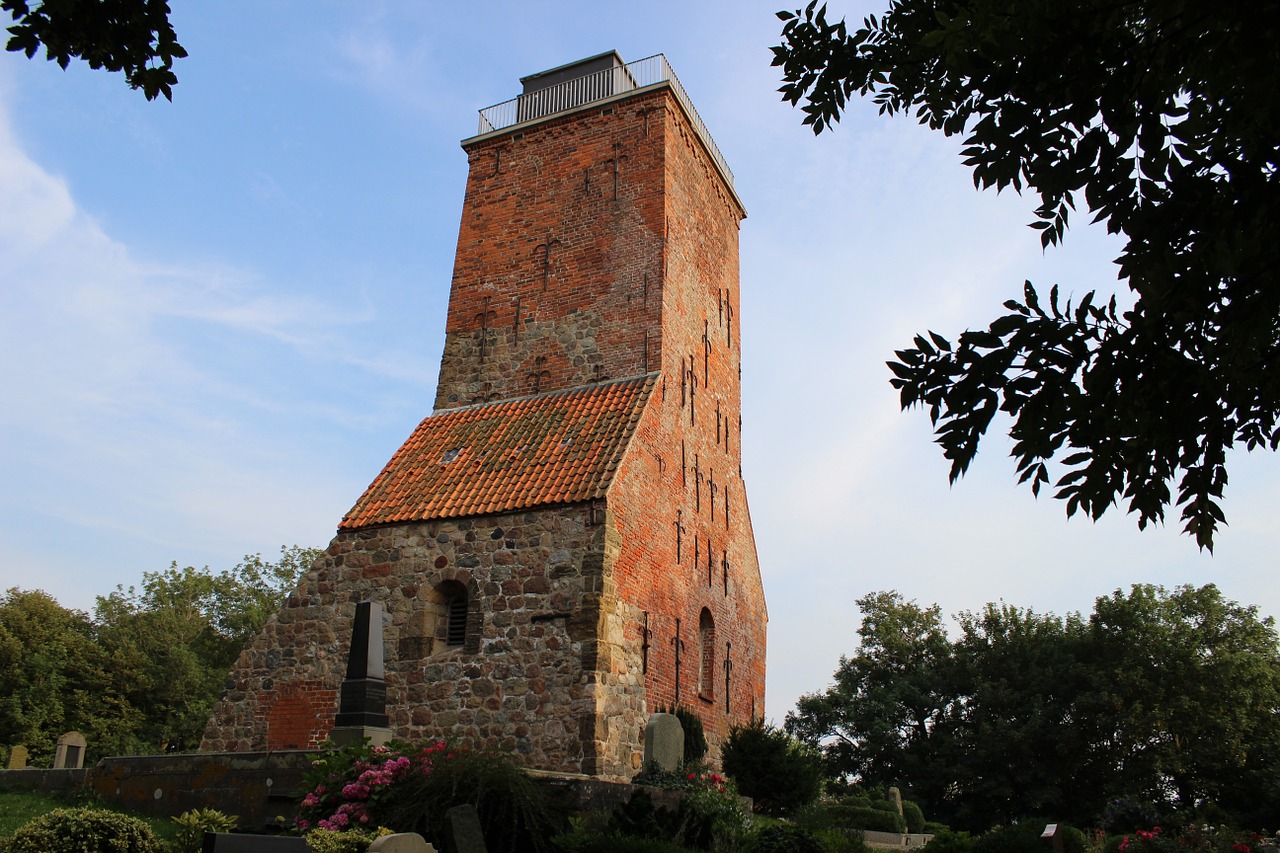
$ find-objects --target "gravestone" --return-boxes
[330,600,393,747]
[7,744,28,769]
[369,833,436,853]
[53,731,86,769]
[202,833,309,852]
[441,803,487,853]
[643,713,684,772]
[889,785,904,815]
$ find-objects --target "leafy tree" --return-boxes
[787,586,1280,830]
[945,604,1089,827]
[772,0,1280,549]
[94,545,321,750]
[4,0,185,100]
[1081,584,1280,817]
[0,545,318,759]
[0,589,143,763]
[786,592,955,789]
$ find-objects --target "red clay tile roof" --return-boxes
[340,375,655,529]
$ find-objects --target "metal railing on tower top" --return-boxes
[476,54,734,187]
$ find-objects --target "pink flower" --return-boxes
[296,820,310,831]
[302,793,320,808]
[1120,838,1130,852]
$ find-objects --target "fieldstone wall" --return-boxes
[202,503,614,775]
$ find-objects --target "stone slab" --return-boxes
[369,833,436,853]
[442,803,487,853]
[202,833,309,852]
[643,713,683,772]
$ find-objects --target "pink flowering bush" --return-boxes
[295,738,560,852]
[296,739,450,833]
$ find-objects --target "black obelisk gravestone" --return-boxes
[330,600,393,746]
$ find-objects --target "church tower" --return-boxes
[203,52,766,779]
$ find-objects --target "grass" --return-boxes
[0,789,181,844]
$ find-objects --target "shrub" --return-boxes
[9,807,164,853]
[296,739,560,853]
[721,718,824,818]
[304,826,393,853]
[552,828,702,853]
[973,821,1087,853]
[171,808,238,853]
[622,768,750,851]
[902,801,925,834]
[744,823,826,853]
[924,828,976,853]
[797,801,907,834]
[1101,799,1164,835]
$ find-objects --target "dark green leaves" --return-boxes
[4,0,185,100]
[775,0,1280,548]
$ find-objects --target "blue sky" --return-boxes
[2,1,1277,725]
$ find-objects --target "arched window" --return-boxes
[423,580,470,654]
[445,589,467,647]
[698,608,715,699]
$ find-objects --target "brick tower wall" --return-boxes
[434,89,669,410]
[603,94,767,759]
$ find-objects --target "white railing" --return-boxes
[477,54,733,186]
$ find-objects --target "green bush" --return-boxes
[923,828,975,853]
[812,827,868,853]
[305,827,393,853]
[552,828,702,853]
[743,823,826,853]
[9,807,164,853]
[721,718,824,818]
[614,772,749,852]
[902,801,925,834]
[375,747,560,853]
[798,801,906,834]
[296,740,560,853]
[171,808,238,853]
[973,821,1087,853]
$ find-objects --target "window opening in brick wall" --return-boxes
[698,608,715,700]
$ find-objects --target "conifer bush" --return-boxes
[721,718,824,817]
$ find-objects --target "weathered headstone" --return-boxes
[441,804,487,853]
[330,600,393,747]
[203,833,309,852]
[889,785,904,815]
[643,713,684,773]
[53,731,86,769]
[369,833,437,853]
[7,744,29,769]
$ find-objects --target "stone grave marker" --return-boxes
[203,833,309,852]
[889,785,904,815]
[369,833,436,853]
[643,712,684,772]
[331,600,393,747]
[441,803,487,853]
[53,731,86,769]
[7,744,28,769]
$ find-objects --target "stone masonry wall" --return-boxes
[202,504,611,776]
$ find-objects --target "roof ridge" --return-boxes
[430,372,659,417]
